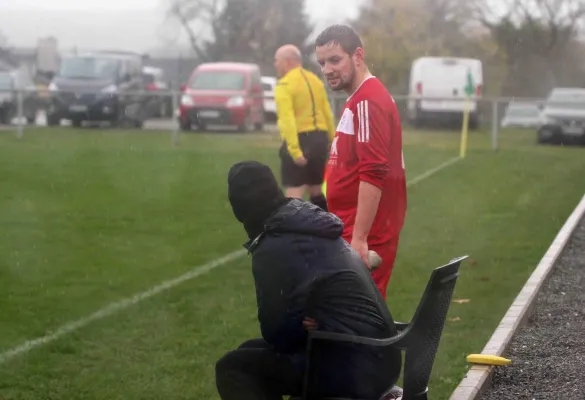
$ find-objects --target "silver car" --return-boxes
[537,88,585,145]
[501,102,544,129]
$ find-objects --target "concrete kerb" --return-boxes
[449,193,585,400]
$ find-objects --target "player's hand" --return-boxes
[303,317,318,330]
[351,237,370,269]
[294,155,308,167]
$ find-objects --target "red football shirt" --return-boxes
[326,76,407,246]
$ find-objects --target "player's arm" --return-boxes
[275,82,302,160]
[353,100,391,243]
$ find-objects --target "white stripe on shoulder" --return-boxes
[357,100,370,143]
[336,108,355,135]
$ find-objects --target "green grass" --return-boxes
[0,126,584,399]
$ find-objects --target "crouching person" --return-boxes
[215,160,402,400]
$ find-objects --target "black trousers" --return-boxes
[215,338,304,400]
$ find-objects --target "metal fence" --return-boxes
[0,88,554,150]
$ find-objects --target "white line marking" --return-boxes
[406,156,461,186]
[0,249,246,364]
[0,156,461,364]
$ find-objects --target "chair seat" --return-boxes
[289,383,401,400]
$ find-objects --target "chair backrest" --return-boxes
[400,256,466,398]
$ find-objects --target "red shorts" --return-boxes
[342,234,400,300]
[369,238,400,299]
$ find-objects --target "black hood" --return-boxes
[228,161,289,240]
[248,199,344,251]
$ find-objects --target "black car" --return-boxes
[46,51,147,128]
[0,70,39,125]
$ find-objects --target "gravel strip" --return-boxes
[481,215,585,400]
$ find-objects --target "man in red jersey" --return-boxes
[315,25,407,300]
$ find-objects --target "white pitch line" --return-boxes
[0,156,462,364]
[0,249,246,364]
[406,156,461,186]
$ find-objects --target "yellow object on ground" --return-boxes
[466,354,511,366]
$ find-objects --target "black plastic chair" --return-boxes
[298,256,467,400]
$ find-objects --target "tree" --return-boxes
[167,0,224,61]
[353,0,488,92]
[167,0,314,74]
[467,0,585,96]
[206,0,313,73]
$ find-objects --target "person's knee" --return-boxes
[307,184,324,198]
[285,186,306,199]
[216,352,233,376]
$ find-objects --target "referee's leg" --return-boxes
[306,132,329,211]
[279,143,307,199]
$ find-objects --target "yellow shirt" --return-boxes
[275,67,336,159]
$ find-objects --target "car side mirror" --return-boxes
[180,83,187,92]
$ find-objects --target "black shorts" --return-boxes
[279,130,329,188]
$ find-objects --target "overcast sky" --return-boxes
[0,0,366,55]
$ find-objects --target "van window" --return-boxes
[58,56,121,80]
[189,71,246,90]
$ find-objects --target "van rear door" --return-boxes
[420,58,479,112]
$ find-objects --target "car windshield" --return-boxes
[546,91,585,108]
[188,71,245,91]
[0,73,13,90]
[58,56,120,80]
[506,106,539,117]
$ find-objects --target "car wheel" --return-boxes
[537,126,555,144]
[0,111,10,125]
[179,118,191,132]
[238,114,254,133]
[47,115,60,126]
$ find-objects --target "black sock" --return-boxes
[310,194,328,212]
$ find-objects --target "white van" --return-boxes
[407,57,483,129]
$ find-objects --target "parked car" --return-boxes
[142,66,173,118]
[0,69,39,125]
[407,56,483,129]
[501,101,545,129]
[178,62,265,132]
[537,87,585,145]
[261,76,277,122]
[47,50,146,128]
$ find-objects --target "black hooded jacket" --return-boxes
[228,161,401,397]
[246,198,399,352]
[245,199,402,396]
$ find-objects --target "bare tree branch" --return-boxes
[167,0,223,60]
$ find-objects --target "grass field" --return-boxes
[0,126,584,399]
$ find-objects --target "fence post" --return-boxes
[491,99,498,151]
[171,90,180,146]
[16,89,24,139]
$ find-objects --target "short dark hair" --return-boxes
[315,24,363,55]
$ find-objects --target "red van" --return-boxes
[178,62,265,132]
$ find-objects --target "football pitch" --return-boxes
[1,127,584,399]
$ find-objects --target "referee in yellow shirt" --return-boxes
[273,44,336,211]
